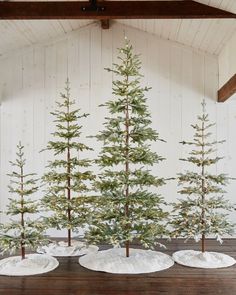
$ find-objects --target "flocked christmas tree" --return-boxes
[86,39,169,258]
[171,100,234,255]
[41,80,95,250]
[0,142,48,260]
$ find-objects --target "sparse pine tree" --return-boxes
[170,100,234,252]
[86,39,169,257]
[0,142,48,259]
[42,80,95,247]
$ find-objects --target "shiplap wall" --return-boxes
[0,22,236,237]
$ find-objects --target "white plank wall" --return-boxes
[0,22,236,237]
[219,30,236,88]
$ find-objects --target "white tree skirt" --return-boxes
[79,248,174,274]
[173,250,236,269]
[37,240,99,257]
[0,254,59,276]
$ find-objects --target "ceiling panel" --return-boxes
[118,0,236,55]
[0,20,94,56]
[0,0,235,57]
[119,18,236,55]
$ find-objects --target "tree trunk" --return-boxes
[201,171,205,253]
[125,177,129,258]
[20,166,25,260]
[125,89,130,258]
[21,239,25,260]
[125,240,130,257]
[67,146,71,247]
[201,118,205,253]
[201,233,205,253]
[67,102,71,247]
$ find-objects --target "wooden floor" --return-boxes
[0,239,236,295]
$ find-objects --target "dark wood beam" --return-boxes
[0,1,235,20]
[101,19,110,29]
[218,74,236,103]
[218,74,236,102]
[100,0,109,29]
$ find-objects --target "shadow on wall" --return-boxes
[0,82,5,105]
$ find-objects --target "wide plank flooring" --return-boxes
[0,239,235,295]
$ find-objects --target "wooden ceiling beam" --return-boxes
[101,19,110,29]
[100,1,109,29]
[218,74,236,103]
[0,1,235,20]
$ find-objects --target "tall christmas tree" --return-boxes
[41,80,95,250]
[0,142,48,259]
[86,39,169,258]
[170,100,235,268]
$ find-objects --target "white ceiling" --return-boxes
[0,19,94,56]
[0,0,235,57]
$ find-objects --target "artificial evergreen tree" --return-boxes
[170,100,235,268]
[0,142,48,259]
[41,80,96,254]
[85,39,170,261]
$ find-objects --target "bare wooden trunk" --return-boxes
[20,166,26,260]
[67,102,71,248]
[125,84,130,258]
[201,118,206,253]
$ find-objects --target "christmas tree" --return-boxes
[171,100,234,253]
[86,39,169,258]
[42,80,95,248]
[0,142,48,259]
